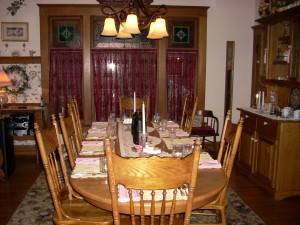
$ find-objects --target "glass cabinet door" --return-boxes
[267,19,300,81]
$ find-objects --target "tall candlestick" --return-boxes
[262,91,265,106]
[133,92,136,113]
[142,102,146,134]
[258,91,261,107]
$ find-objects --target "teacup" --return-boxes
[294,110,300,119]
[282,107,292,118]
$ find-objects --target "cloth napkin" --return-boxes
[82,141,103,146]
[92,121,108,126]
[85,132,108,140]
[75,157,99,165]
[88,128,106,133]
[167,121,180,128]
[71,163,107,178]
[91,122,108,130]
[199,160,222,169]
[118,184,187,203]
[80,146,104,156]
[176,131,189,137]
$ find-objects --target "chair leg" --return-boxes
[220,208,226,225]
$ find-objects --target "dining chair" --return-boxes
[119,95,150,118]
[68,97,87,142]
[59,111,81,169]
[104,137,201,225]
[180,96,198,135]
[191,110,219,156]
[34,115,113,225]
[190,110,244,225]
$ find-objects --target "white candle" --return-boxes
[258,91,261,106]
[142,102,146,134]
[262,91,265,106]
[256,93,259,105]
[263,48,267,64]
[133,92,136,113]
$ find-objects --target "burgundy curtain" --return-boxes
[167,49,197,122]
[49,49,83,117]
[92,49,157,121]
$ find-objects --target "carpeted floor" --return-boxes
[8,172,266,225]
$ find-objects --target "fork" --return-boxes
[178,187,185,196]
[182,184,189,196]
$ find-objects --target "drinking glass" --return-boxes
[106,124,115,138]
[182,144,193,156]
[169,127,176,140]
[100,156,107,173]
[172,144,183,157]
[161,119,168,135]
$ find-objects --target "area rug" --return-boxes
[8,172,266,225]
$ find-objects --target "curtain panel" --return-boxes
[167,49,197,122]
[92,49,158,121]
[49,49,83,117]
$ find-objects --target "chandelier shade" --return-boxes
[117,22,133,38]
[123,14,141,34]
[97,0,168,39]
[147,21,162,39]
[151,17,168,37]
[101,17,118,36]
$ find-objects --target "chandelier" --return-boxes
[97,0,168,39]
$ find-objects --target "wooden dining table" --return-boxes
[70,120,227,214]
[71,169,226,214]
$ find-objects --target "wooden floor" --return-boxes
[0,155,300,225]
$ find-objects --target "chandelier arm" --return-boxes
[137,0,167,17]
[101,1,131,17]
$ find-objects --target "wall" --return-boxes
[0,0,257,126]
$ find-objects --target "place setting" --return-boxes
[71,156,108,178]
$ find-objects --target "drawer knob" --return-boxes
[263,122,268,125]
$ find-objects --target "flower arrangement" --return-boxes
[7,0,26,16]
[3,64,30,96]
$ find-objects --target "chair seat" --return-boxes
[53,198,113,224]
[191,126,218,136]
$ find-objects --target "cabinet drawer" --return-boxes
[241,112,256,131]
[256,117,278,140]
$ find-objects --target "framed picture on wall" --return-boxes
[168,19,197,48]
[50,17,82,48]
[1,22,29,41]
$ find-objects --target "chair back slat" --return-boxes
[105,138,201,225]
